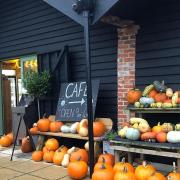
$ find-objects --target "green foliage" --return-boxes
[23,70,51,98]
[104,130,117,141]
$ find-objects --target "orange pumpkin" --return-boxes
[50,121,64,132]
[127,89,142,104]
[114,167,137,180]
[43,146,48,154]
[167,162,180,180]
[163,99,172,103]
[37,117,50,132]
[113,157,134,173]
[53,151,65,165]
[93,121,105,137]
[68,160,88,179]
[43,150,55,163]
[30,126,38,135]
[6,132,13,144]
[156,132,167,143]
[94,157,113,171]
[152,122,163,134]
[57,145,68,153]
[135,161,156,180]
[0,135,12,147]
[98,152,115,166]
[92,164,114,180]
[70,149,88,163]
[32,151,43,162]
[147,172,166,180]
[141,132,156,141]
[149,89,158,99]
[177,97,180,104]
[21,136,33,153]
[45,138,59,151]
[154,93,166,102]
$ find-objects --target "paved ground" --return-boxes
[0,146,91,180]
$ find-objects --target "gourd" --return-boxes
[78,119,88,137]
[134,101,141,108]
[172,92,178,105]
[162,102,173,108]
[61,153,70,167]
[127,89,142,104]
[175,123,180,131]
[139,97,154,105]
[161,123,174,133]
[156,102,162,108]
[142,84,154,97]
[67,147,77,155]
[118,126,128,138]
[166,88,173,97]
[70,122,79,134]
[153,80,167,92]
[167,131,180,143]
[61,125,71,133]
[125,128,140,140]
[138,122,150,133]
[130,117,148,124]
[150,103,156,108]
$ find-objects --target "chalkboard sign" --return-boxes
[55,80,100,121]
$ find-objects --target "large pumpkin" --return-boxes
[43,150,55,163]
[92,164,114,180]
[93,121,105,137]
[154,93,166,103]
[127,89,142,104]
[114,167,137,180]
[21,136,33,153]
[147,172,166,180]
[113,158,134,173]
[135,161,156,180]
[98,152,115,166]
[32,151,43,162]
[45,138,59,151]
[50,121,64,132]
[68,160,88,180]
[70,149,88,163]
[0,135,12,147]
[37,117,50,132]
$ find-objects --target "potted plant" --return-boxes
[23,70,51,119]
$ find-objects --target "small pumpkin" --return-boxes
[30,126,38,135]
[37,116,50,132]
[114,167,137,180]
[154,93,166,103]
[125,128,140,141]
[32,151,43,162]
[93,121,106,137]
[92,164,114,180]
[113,157,134,173]
[45,138,59,151]
[135,161,156,180]
[167,162,180,180]
[161,123,174,133]
[141,132,156,141]
[70,122,79,134]
[70,149,88,163]
[78,119,88,137]
[43,146,48,154]
[98,152,115,166]
[149,89,158,99]
[0,135,12,147]
[67,159,88,180]
[152,122,163,134]
[167,131,180,143]
[156,132,167,143]
[43,150,55,163]
[127,89,142,104]
[6,132,13,144]
[153,80,167,92]
[147,172,166,180]
[53,150,65,166]
[21,136,33,153]
[94,157,113,171]
[57,145,68,153]
[50,121,64,132]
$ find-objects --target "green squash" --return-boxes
[125,128,140,140]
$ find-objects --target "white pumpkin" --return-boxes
[167,131,180,143]
[70,122,79,134]
[61,125,71,133]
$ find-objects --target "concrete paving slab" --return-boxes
[9,174,46,180]
[0,168,23,180]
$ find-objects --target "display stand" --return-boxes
[110,108,180,172]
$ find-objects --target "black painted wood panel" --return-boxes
[0,0,117,125]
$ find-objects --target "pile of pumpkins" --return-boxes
[127,80,180,108]
[30,117,106,137]
[118,117,180,143]
[0,132,13,147]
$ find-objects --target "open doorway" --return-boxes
[1,55,37,133]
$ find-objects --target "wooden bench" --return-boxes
[110,138,180,172]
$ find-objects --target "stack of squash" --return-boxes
[127,80,180,109]
[118,117,180,143]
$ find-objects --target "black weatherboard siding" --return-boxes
[136,0,180,91]
[0,0,117,124]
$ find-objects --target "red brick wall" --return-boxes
[117,25,139,127]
